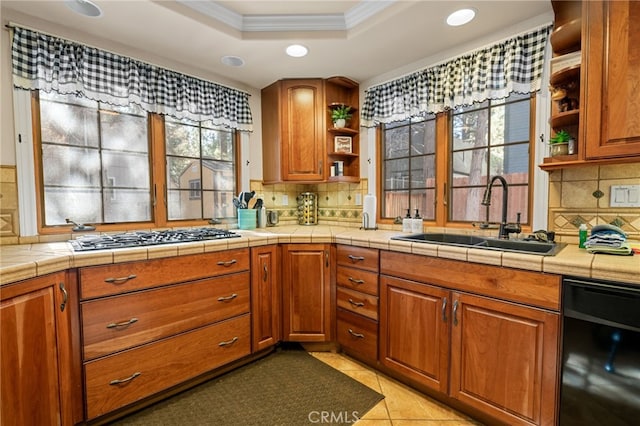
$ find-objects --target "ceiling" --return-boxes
[2,1,552,90]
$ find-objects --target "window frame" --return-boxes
[377,94,536,232]
[31,91,242,235]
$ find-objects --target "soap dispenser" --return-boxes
[402,209,412,233]
[412,209,422,233]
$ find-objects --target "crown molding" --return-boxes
[176,0,396,32]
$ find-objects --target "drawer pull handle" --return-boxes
[348,298,365,308]
[263,263,268,281]
[453,300,459,326]
[348,277,365,285]
[218,336,239,347]
[109,372,141,386]
[216,259,237,267]
[347,255,365,262]
[107,318,138,329]
[348,329,365,339]
[104,274,137,284]
[59,282,68,312]
[442,297,448,323]
[217,293,238,302]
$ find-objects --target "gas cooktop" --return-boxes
[69,227,241,251]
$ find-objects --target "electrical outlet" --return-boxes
[610,185,640,207]
[355,193,362,205]
[282,195,288,205]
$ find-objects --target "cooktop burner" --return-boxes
[69,227,241,251]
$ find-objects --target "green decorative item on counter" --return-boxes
[549,129,572,156]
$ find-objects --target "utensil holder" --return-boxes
[238,209,257,229]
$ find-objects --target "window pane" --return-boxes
[203,191,235,219]
[167,190,202,220]
[168,158,200,190]
[202,128,234,160]
[44,188,102,225]
[42,145,101,187]
[482,184,529,224]
[451,149,488,186]
[383,190,409,218]
[410,155,435,188]
[452,109,488,151]
[490,100,530,145]
[450,187,486,222]
[166,122,200,157]
[384,125,409,159]
[384,158,409,190]
[202,160,234,191]
[103,152,150,189]
[410,189,435,221]
[101,112,148,152]
[411,120,436,155]
[489,144,529,183]
[104,189,151,222]
[40,101,99,147]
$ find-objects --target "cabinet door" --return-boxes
[379,275,450,393]
[450,292,559,426]
[281,80,325,181]
[584,0,640,159]
[251,245,280,351]
[282,243,332,341]
[1,272,81,426]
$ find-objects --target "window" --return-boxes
[35,90,239,232]
[381,116,436,220]
[379,93,533,227]
[38,91,151,226]
[165,117,236,220]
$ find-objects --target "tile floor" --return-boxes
[310,352,483,426]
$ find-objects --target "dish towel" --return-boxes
[584,224,632,255]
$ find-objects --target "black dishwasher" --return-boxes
[560,278,640,426]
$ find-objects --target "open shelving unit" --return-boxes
[325,77,360,183]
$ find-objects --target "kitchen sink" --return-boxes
[391,233,566,256]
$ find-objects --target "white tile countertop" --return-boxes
[1,226,638,286]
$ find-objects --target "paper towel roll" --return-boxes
[363,194,377,229]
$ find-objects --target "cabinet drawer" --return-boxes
[80,249,250,299]
[337,287,378,321]
[84,314,250,420]
[337,309,378,361]
[81,272,250,360]
[336,245,379,272]
[336,266,378,296]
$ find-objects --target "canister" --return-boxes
[296,192,318,225]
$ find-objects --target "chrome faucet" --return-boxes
[481,175,521,239]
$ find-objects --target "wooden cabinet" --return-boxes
[251,245,280,351]
[380,275,449,393]
[379,250,561,426]
[282,243,333,341]
[335,245,379,362]
[262,79,325,182]
[79,250,251,421]
[450,292,559,426]
[261,77,360,183]
[583,0,640,159]
[1,272,82,426]
[541,0,640,170]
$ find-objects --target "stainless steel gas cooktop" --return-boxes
[69,227,240,251]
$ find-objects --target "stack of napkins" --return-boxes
[584,224,632,255]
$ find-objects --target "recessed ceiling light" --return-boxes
[446,8,476,26]
[221,56,245,67]
[65,0,103,18]
[286,44,308,58]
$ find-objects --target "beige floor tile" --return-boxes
[377,376,470,421]
[359,399,391,420]
[391,421,482,425]
[355,419,392,426]
[310,352,368,371]
[341,369,384,393]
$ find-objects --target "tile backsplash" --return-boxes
[548,162,640,243]
[0,166,19,245]
[250,179,369,226]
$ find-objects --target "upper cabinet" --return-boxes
[541,0,640,170]
[582,0,640,159]
[261,77,360,183]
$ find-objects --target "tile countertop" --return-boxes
[1,226,638,287]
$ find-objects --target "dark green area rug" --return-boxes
[113,345,384,425]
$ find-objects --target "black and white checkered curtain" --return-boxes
[11,27,253,131]
[361,24,552,127]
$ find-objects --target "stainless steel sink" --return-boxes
[391,233,566,256]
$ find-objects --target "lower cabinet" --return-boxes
[1,271,82,426]
[282,243,333,342]
[380,250,561,426]
[251,245,281,351]
[79,250,252,421]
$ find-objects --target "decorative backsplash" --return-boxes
[250,179,368,226]
[548,162,640,243]
[0,166,19,245]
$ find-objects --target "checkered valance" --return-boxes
[11,27,253,131]
[361,24,552,127]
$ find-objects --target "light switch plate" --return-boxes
[355,193,362,205]
[610,185,640,207]
[282,194,288,205]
